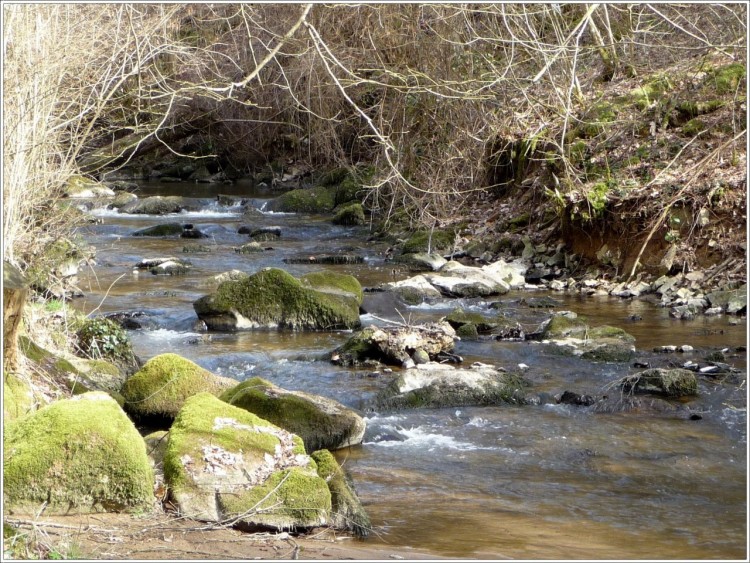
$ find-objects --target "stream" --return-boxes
[71,181,747,559]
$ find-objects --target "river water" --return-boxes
[71,181,747,559]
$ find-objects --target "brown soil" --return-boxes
[4,512,444,561]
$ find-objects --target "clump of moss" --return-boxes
[542,314,589,339]
[4,392,154,514]
[710,63,746,94]
[121,353,232,422]
[3,372,34,422]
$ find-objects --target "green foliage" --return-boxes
[75,318,132,363]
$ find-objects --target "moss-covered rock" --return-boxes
[401,229,456,255]
[541,313,589,339]
[4,392,154,514]
[392,252,448,272]
[311,449,371,537]
[267,187,336,213]
[121,353,235,423]
[221,378,366,452]
[120,196,192,215]
[332,203,365,226]
[164,392,331,530]
[619,368,698,397]
[75,317,138,372]
[193,268,361,331]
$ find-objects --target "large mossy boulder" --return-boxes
[193,268,362,331]
[4,392,154,515]
[374,362,528,410]
[311,449,370,537]
[331,322,456,368]
[164,393,332,530]
[619,368,698,398]
[221,378,366,452]
[121,353,235,423]
[267,187,336,213]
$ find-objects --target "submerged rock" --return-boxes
[373,362,528,410]
[193,268,362,331]
[221,377,366,452]
[132,223,183,237]
[164,393,332,530]
[283,253,365,265]
[4,392,154,514]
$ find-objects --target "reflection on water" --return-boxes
[70,182,747,559]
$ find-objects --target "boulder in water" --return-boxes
[221,377,366,452]
[374,362,528,410]
[193,268,362,331]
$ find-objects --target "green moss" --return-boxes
[194,268,361,331]
[4,373,34,422]
[710,63,746,94]
[221,378,361,453]
[121,353,229,421]
[332,202,366,226]
[628,74,672,110]
[401,229,456,254]
[586,182,610,217]
[682,118,707,136]
[269,187,336,213]
[586,325,635,342]
[311,450,371,537]
[219,467,331,529]
[507,212,531,230]
[318,167,350,187]
[622,368,698,397]
[580,101,618,137]
[579,340,635,362]
[456,323,479,339]
[4,393,154,514]
[299,270,363,303]
[165,393,329,528]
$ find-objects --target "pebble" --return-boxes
[699,365,719,374]
[679,345,694,352]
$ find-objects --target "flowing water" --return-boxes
[71,181,747,559]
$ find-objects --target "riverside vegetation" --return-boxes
[2,4,747,560]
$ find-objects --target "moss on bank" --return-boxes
[4,392,154,514]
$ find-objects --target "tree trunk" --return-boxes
[3,262,29,372]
